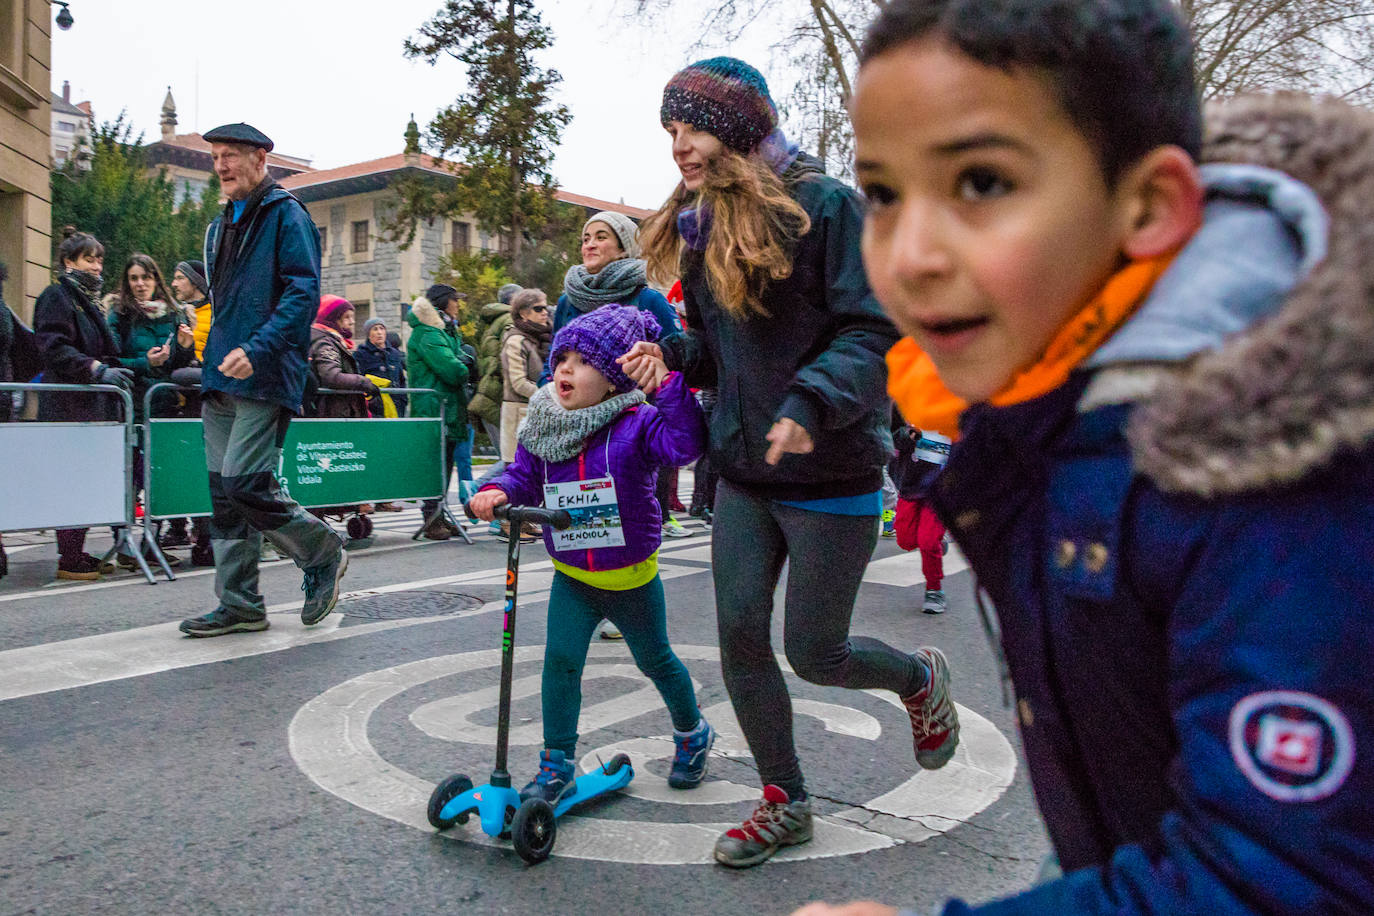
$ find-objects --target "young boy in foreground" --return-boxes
[799,0,1374,913]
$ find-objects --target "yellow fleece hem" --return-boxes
[552,552,659,591]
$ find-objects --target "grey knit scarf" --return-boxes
[562,258,647,313]
[517,383,646,463]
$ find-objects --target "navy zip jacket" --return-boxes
[924,101,1374,916]
[659,153,899,501]
[201,180,321,412]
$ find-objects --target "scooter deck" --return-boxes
[552,761,635,819]
[439,761,634,837]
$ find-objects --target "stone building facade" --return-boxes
[0,0,52,321]
[280,146,654,336]
[50,80,90,169]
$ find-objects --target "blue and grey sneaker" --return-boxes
[668,718,715,789]
[179,606,269,638]
[300,547,348,626]
[520,749,576,803]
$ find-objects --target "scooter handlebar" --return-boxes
[470,503,573,530]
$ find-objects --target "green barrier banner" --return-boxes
[147,418,445,518]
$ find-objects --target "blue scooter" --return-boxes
[426,503,636,864]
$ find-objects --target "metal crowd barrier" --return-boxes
[0,381,164,584]
[139,383,467,574]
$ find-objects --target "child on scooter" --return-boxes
[469,305,715,803]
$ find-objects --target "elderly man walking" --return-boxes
[179,123,347,637]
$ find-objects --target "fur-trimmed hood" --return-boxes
[406,296,447,331]
[1086,93,1374,497]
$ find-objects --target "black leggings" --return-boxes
[712,480,923,798]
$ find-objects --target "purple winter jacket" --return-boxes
[485,372,706,573]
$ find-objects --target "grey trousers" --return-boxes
[712,480,921,797]
[202,392,342,617]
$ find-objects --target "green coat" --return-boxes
[467,301,511,427]
[405,296,469,440]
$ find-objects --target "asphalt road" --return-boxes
[0,487,1050,916]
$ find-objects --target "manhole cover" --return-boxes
[341,590,486,620]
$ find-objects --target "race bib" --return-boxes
[914,430,952,466]
[543,475,626,551]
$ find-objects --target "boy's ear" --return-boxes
[1116,146,1204,260]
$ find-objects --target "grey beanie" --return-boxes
[497,283,522,305]
[584,211,640,260]
[361,317,387,337]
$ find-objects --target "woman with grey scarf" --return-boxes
[552,210,681,340]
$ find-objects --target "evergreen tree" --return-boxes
[50,114,220,293]
[397,0,572,261]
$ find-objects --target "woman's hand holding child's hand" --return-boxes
[634,354,670,395]
[467,488,509,522]
[617,341,667,393]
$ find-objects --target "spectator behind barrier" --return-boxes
[32,228,128,581]
[405,288,471,540]
[0,259,41,582]
[308,295,376,419]
[109,253,194,423]
[354,317,407,417]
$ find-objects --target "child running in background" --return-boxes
[793,0,1374,913]
[469,305,716,802]
[890,423,950,615]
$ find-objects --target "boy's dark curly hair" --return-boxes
[860,0,1201,187]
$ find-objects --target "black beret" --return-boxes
[203,122,274,152]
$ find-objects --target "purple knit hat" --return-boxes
[549,306,661,394]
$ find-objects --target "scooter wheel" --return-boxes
[360,516,374,537]
[346,516,367,540]
[511,798,557,864]
[603,752,633,776]
[427,774,474,829]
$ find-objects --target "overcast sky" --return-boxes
[50,0,798,210]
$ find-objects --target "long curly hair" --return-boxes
[114,253,178,318]
[640,150,810,319]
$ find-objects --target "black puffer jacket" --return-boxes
[33,275,125,422]
[1,296,37,422]
[660,154,900,500]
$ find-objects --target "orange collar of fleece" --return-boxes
[887,254,1176,437]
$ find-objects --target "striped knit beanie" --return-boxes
[549,305,662,394]
[660,57,778,154]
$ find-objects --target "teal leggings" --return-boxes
[542,571,701,756]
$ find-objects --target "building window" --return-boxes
[55,146,69,162]
[57,120,76,133]
[318,226,328,255]
[451,220,470,254]
[352,220,369,254]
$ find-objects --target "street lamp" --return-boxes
[54,1,74,30]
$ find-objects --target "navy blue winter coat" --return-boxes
[353,339,407,416]
[927,105,1374,916]
[201,182,321,412]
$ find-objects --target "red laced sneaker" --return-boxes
[903,646,960,769]
[713,784,813,868]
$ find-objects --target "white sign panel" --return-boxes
[0,423,127,530]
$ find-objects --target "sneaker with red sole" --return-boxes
[903,646,960,769]
[713,784,812,868]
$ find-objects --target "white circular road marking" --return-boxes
[288,644,1016,864]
